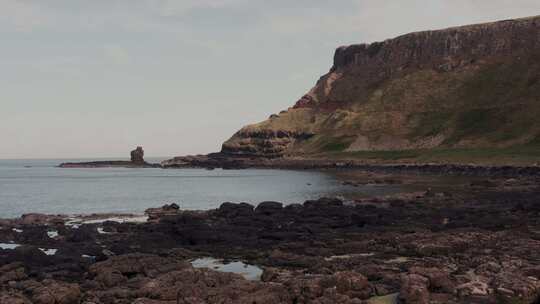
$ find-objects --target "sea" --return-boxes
[0,158,403,218]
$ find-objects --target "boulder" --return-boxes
[217,202,254,217]
[0,292,32,304]
[399,274,430,304]
[0,263,27,284]
[304,197,343,208]
[333,271,372,299]
[22,279,81,304]
[456,280,489,298]
[255,201,283,215]
[145,204,181,220]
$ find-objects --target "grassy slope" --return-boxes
[319,145,540,166]
[288,53,540,165]
[225,47,540,165]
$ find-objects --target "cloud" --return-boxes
[0,0,53,32]
[103,45,131,64]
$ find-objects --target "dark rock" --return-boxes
[399,274,430,304]
[217,202,254,217]
[255,201,283,215]
[304,197,343,208]
[145,204,181,221]
[130,146,145,164]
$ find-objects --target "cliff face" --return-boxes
[222,16,540,158]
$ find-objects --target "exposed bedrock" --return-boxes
[221,130,314,158]
[219,15,540,158]
[2,175,540,303]
[130,146,145,164]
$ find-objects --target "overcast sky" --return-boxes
[1,0,539,159]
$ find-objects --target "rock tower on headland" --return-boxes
[220,15,540,159]
[130,146,145,164]
[59,146,159,168]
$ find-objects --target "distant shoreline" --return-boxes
[58,160,161,168]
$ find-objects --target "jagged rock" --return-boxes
[409,266,454,293]
[131,146,145,164]
[20,279,81,304]
[145,203,181,220]
[255,201,283,215]
[217,202,254,217]
[399,274,430,304]
[0,263,27,284]
[456,280,489,298]
[0,292,32,304]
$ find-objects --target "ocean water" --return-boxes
[0,159,401,218]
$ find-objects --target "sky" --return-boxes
[1,0,540,159]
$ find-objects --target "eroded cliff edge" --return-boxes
[221,16,540,160]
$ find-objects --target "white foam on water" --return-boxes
[39,248,57,255]
[97,227,113,234]
[0,243,21,250]
[47,230,59,238]
[82,216,148,224]
[66,216,148,228]
[12,228,23,233]
[191,257,263,281]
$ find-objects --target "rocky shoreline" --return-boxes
[160,153,540,177]
[58,147,160,169]
[2,173,540,303]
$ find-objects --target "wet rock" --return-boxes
[217,202,254,217]
[304,197,343,208]
[470,180,498,188]
[399,274,430,304]
[0,292,32,304]
[19,214,56,226]
[456,280,489,298]
[3,246,51,269]
[255,201,283,215]
[145,203,181,220]
[332,271,372,299]
[22,279,81,304]
[89,253,190,279]
[409,266,454,293]
[0,263,27,283]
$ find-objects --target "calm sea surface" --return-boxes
[0,159,402,218]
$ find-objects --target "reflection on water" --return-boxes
[191,257,263,281]
[0,243,21,250]
[0,159,406,218]
[367,293,399,304]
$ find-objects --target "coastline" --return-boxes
[58,160,161,168]
[2,172,540,303]
[58,152,540,178]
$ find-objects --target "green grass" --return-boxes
[441,54,540,144]
[443,109,501,144]
[323,145,540,166]
[335,150,422,160]
[309,135,356,152]
[409,111,453,139]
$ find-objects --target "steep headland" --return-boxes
[218,15,540,165]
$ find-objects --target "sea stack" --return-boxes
[59,146,159,168]
[130,146,145,164]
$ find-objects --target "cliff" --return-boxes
[221,16,540,160]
